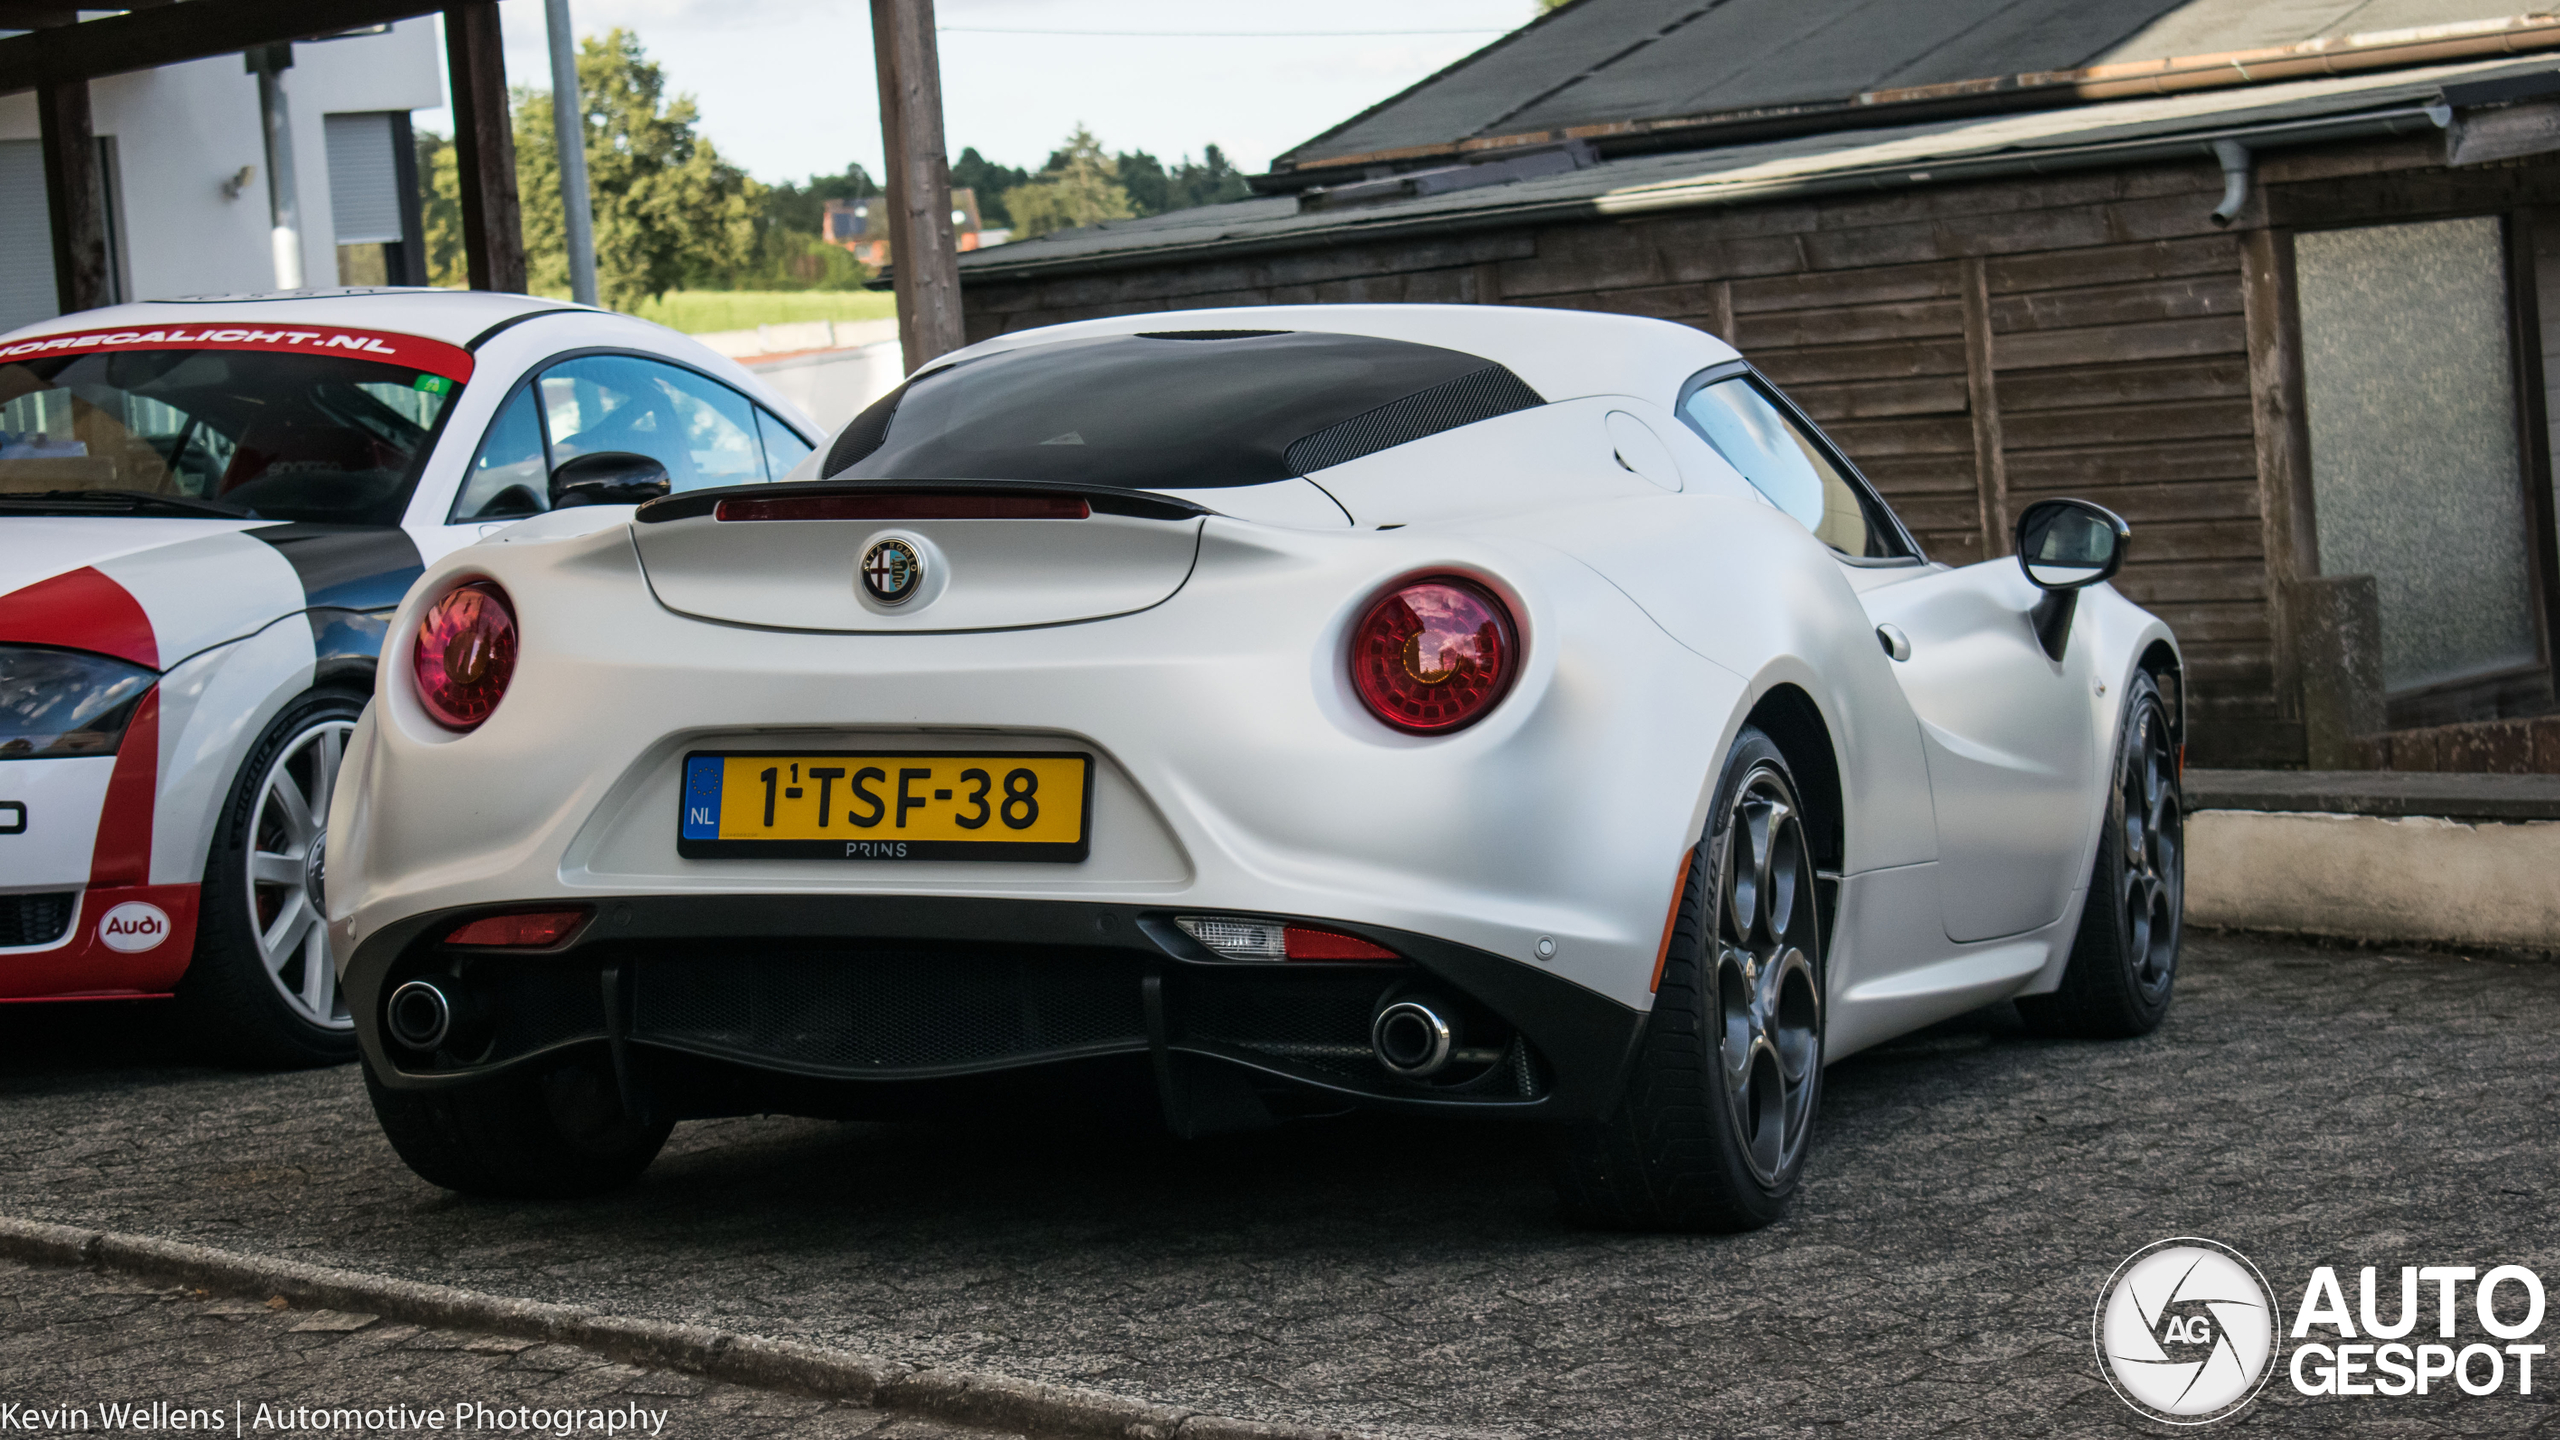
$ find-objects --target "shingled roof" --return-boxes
[1267,0,2542,183]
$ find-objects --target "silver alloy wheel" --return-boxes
[245,717,356,1030]
[2118,697,2181,1004]
[1714,763,1822,1189]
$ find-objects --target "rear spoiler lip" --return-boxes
[635,477,1213,525]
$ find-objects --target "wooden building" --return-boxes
[954,0,2560,770]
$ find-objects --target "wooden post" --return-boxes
[871,0,963,370]
[2243,227,2318,744]
[36,76,109,315]
[1960,257,2008,560]
[444,0,525,293]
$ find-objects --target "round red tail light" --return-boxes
[413,581,518,731]
[1349,576,1518,735]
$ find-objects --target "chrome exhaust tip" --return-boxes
[386,979,453,1052]
[1372,998,1455,1078]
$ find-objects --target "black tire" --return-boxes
[2016,670,2182,1039]
[364,1052,672,1199]
[1551,726,1825,1232]
[176,690,366,1068]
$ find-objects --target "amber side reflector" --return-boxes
[1283,925,1400,962]
[1649,848,1696,993]
[445,908,591,948]
[714,493,1090,522]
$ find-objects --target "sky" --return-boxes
[413,0,1541,186]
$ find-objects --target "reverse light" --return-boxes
[1348,576,1518,735]
[444,908,589,948]
[1176,915,1401,962]
[412,581,518,731]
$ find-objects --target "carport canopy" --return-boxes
[0,0,524,313]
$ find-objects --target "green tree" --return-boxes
[1002,126,1136,240]
[951,147,1031,228]
[513,29,759,310]
[732,162,875,290]
[761,162,877,238]
[415,128,466,287]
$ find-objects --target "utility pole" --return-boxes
[545,0,599,307]
[869,0,963,371]
[444,0,526,292]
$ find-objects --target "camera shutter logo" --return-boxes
[2096,1238,2282,1424]
[861,537,923,605]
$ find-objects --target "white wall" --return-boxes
[0,18,441,315]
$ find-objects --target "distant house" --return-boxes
[0,21,441,330]
[828,187,989,268]
[956,0,2560,770]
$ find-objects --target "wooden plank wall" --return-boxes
[963,160,2300,763]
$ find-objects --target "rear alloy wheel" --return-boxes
[1551,726,1824,1232]
[178,692,362,1067]
[2017,670,2182,1039]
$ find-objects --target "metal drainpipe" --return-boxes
[2210,139,2253,227]
[248,44,304,290]
[545,0,600,307]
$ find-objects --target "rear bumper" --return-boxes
[348,893,1647,1127]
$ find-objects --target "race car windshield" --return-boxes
[824,330,1543,489]
[0,348,459,525]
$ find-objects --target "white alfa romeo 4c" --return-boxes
[327,304,2184,1230]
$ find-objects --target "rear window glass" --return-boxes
[824,330,1541,489]
[0,339,460,525]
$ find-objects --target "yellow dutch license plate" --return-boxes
[678,751,1092,862]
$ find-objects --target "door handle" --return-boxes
[1875,624,1911,662]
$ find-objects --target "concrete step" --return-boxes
[2183,768,2559,952]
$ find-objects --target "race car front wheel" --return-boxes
[363,1055,673,1199]
[2016,668,2182,1039]
[177,691,364,1068]
[1550,725,1824,1232]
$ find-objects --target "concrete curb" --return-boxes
[0,1216,1362,1440]
[2185,808,2560,952]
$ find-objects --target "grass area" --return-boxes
[630,290,899,335]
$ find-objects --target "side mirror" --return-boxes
[550,450,671,508]
[2013,498,2129,661]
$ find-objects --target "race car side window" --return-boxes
[450,356,809,521]
[756,407,814,480]
[1676,372,1915,561]
[542,355,765,493]
[451,385,549,520]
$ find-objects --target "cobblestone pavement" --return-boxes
[0,1258,1017,1439]
[2,933,2556,1438]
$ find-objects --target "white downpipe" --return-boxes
[252,49,304,291]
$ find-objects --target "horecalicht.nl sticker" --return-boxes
[0,324,475,381]
[2095,1238,2282,1424]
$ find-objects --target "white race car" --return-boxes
[331,305,2183,1229]
[0,290,823,1065]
